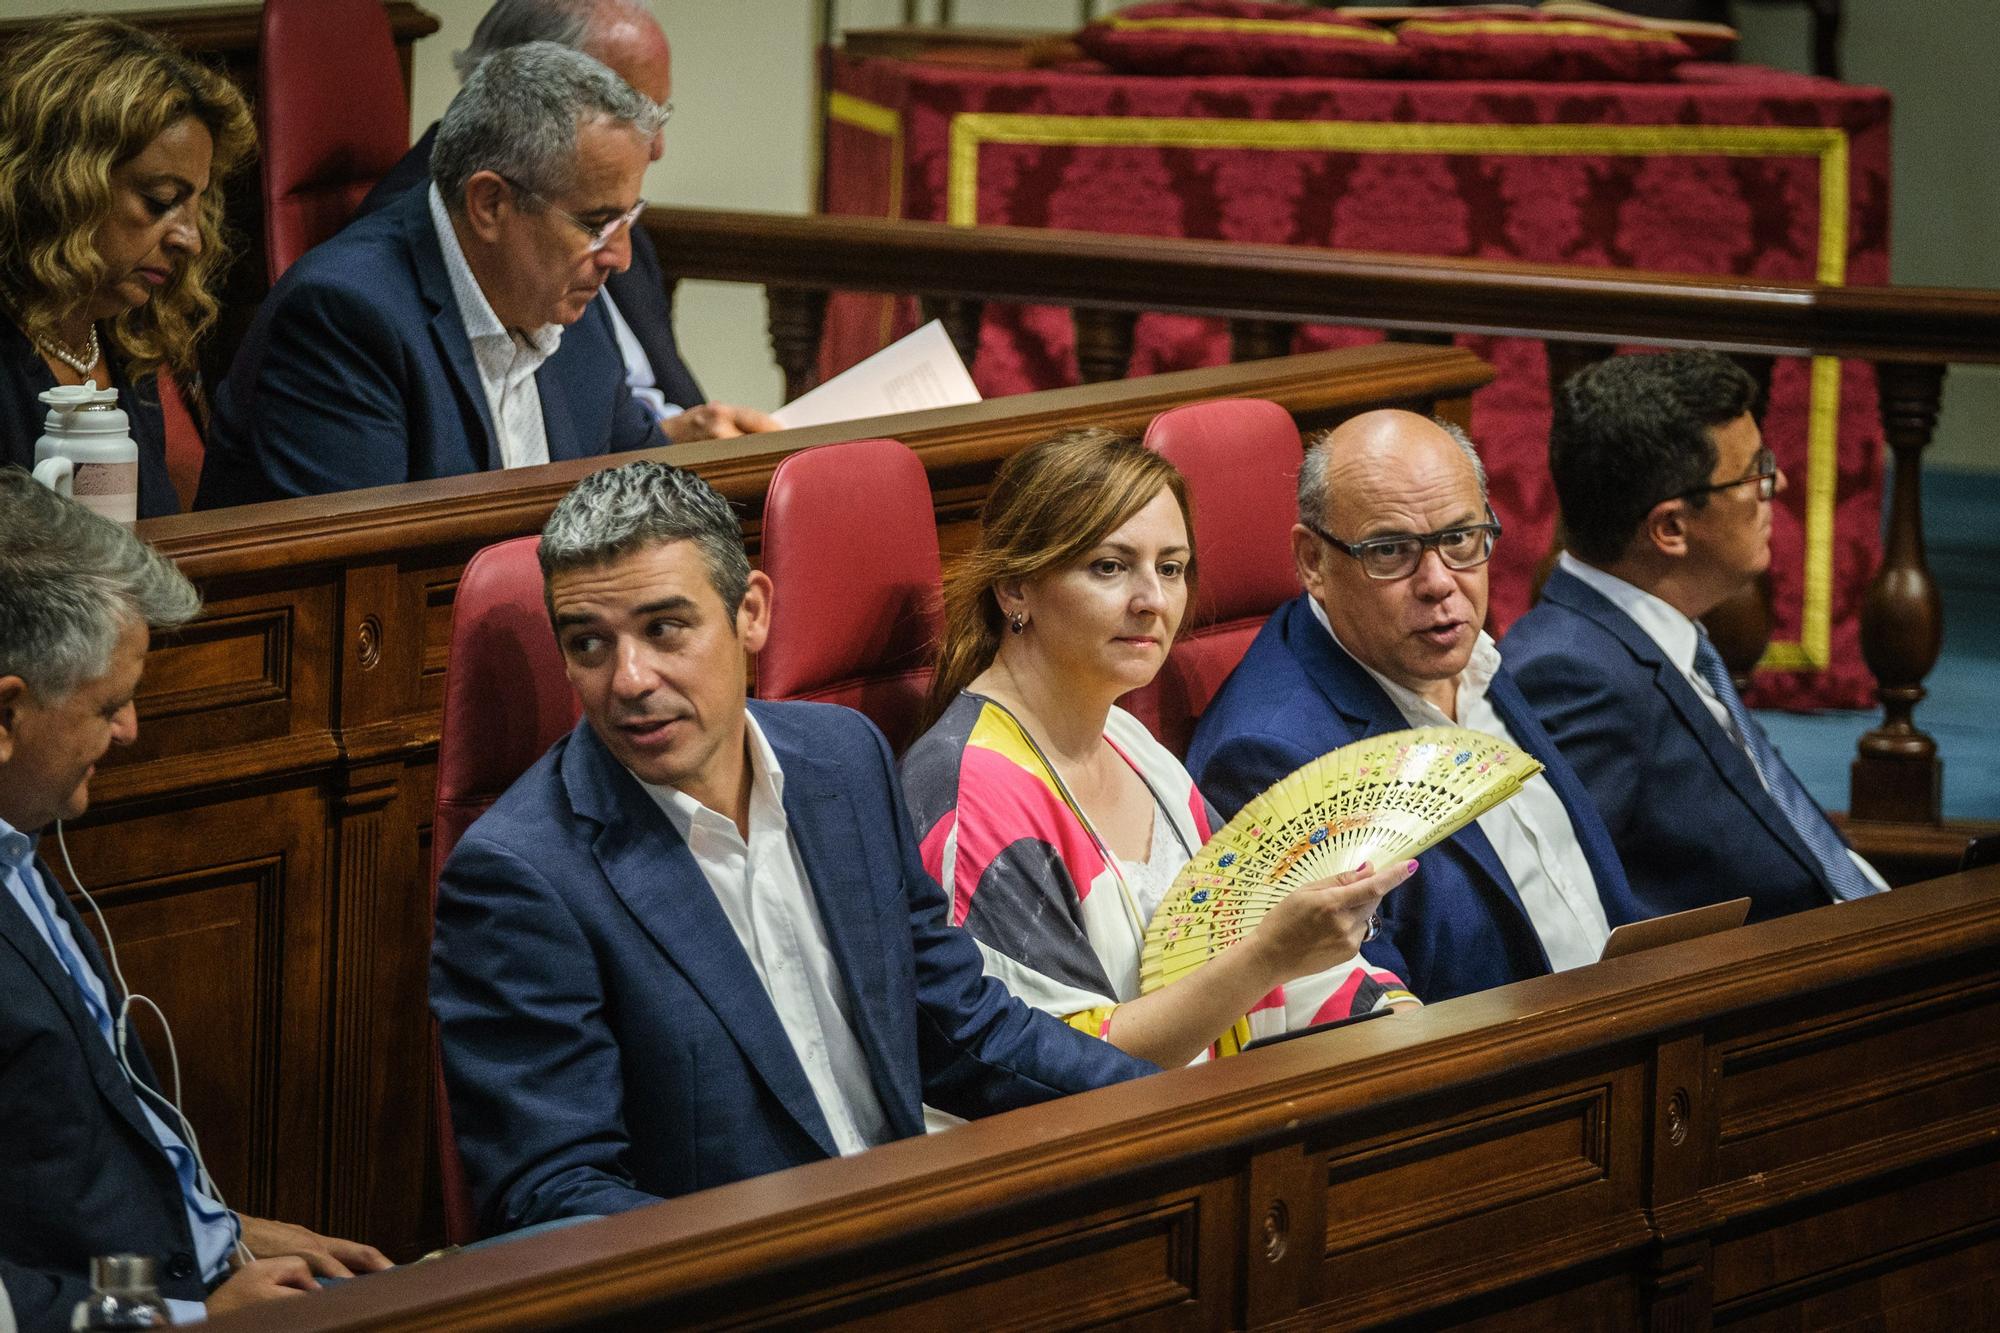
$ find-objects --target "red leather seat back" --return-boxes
[430,534,577,1244]
[157,373,203,514]
[1123,399,1305,757]
[756,438,942,754]
[259,0,410,281]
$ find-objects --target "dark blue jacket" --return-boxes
[355,124,705,410]
[1186,595,1641,1004]
[1502,565,1841,922]
[0,857,210,1332]
[431,701,1156,1235]
[196,186,657,508]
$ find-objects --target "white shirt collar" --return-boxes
[1556,551,1702,676]
[639,711,788,842]
[1304,592,1499,723]
[427,183,562,362]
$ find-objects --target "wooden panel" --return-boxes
[100,575,338,794]
[674,1186,1225,1331]
[1709,1152,2000,1319]
[52,782,328,1227]
[1713,976,2000,1183]
[1317,1066,1650,1326]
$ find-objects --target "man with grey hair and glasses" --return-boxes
[0,471,389,1331]
[356,0,775,443]
[1186,409,1644,1004]
[431,460,1155,1232]
[200,42,674,506]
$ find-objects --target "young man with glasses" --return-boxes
[200,43,680,506]
[1188,410,1644,1003]
[1504,351,1888,922]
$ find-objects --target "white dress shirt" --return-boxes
[599,290,684,425]
[428,184,560,470]
[636,715,892,1156]
[1308,598,1612,971]
[1556,553,1889,892]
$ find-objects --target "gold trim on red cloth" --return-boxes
[1398,19,1681,43]
[1102,17,1400,43]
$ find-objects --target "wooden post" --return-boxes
[766,286,830,404]
[1073,307,1138,383]
[1229,318,1295,364]
[1851,360,1946,824]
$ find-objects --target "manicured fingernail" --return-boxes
[1356,861,1372,873]
[1404,859,1419,875]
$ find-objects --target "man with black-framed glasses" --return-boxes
[1188,410,1645,1004]
[1505,351,1888,923]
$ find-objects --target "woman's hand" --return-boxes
[1243,860,1415,987]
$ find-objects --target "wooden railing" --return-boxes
[640,205,2000,861]
[75,344,1486,1262]
[212,861,2000,1331]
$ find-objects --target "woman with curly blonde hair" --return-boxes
[0,16,253,516]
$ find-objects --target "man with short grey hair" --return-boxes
[357,0,776,443]
[1186,409,1645,1003]
[0,471,390,1330]
[431,460,1156,1231]
[199,43,669,507]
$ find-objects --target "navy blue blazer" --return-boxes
[0,857,210,1332]
[354,124,705,410]
[1186,595,1642,1004]
[1502,566,1841,922]
[196,186,658,508]
[431,700,1156,1234]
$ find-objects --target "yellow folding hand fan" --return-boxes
[1139,726,1543,994]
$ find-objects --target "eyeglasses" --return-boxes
[1675,448,1779,502]
[497,175,647,254]
[1304,511,1502,581]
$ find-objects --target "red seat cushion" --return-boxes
[259,0,411,281]
[1079,2,1411,78]
[1124,398,1304,756]
[757,439,942,754]
[429,534,575,1245]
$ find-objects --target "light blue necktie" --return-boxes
[1691,633,1878,902]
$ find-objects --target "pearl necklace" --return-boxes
[38,324,101,377]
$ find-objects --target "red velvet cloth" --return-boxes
[821,57,1891,709]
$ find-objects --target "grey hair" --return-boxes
[431,41,663,209]
[453,0,595,81]
[0,468,200,698]
[1297,415,1489,526]
[540,461,751,614]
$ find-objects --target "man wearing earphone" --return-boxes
[0,469,390,1331]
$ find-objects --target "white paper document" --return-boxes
[771,320,981,430]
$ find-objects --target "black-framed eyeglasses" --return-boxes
[1675,448,1779,502]
[1304,510,1502,581]
[496,174,647,254]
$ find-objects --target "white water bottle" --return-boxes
[34,381,139,524]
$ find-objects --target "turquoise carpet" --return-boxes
[1755,469,2000,822]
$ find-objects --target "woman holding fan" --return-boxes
[901,429,1415,1070]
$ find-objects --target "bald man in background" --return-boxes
[358,0,775,444]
